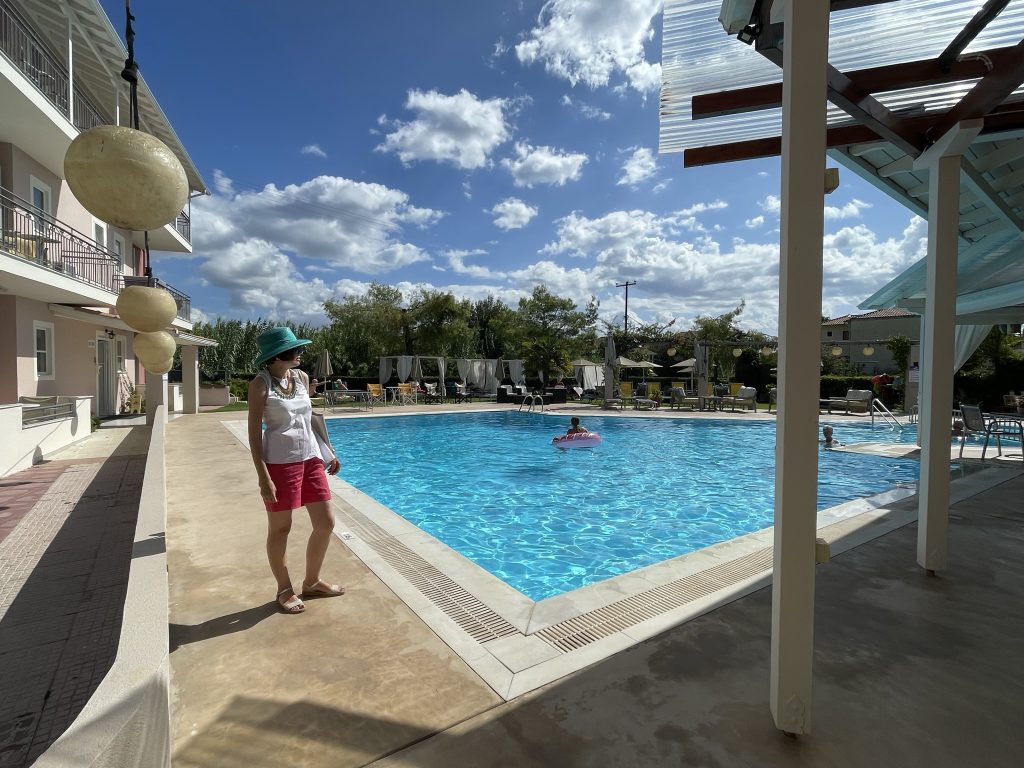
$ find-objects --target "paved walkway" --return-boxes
[166,409,1023,768]
[0,427,150,768]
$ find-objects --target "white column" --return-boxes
[182,346,199,414]
[911,121,980,572]
[770,0,829,736]
[145,369,168,426]
[66,16,74,120]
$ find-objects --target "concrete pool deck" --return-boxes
[165,405,1023,767]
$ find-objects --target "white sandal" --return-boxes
[276,587,305,614]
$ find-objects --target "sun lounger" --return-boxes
[720,386,757,412]
[820,389,873,414]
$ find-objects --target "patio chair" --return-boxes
[366,383,386,407]
[422,382,443,404]
[958,405,988,458]
[670,387,699,410]
[767,387,778,413]
[619,381,635,407]
[981,417,1024,460]
[721,385,757,412]
[397,382,416,405]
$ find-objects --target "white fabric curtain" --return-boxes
[953,325,991,373]
[437,357,446,387]
[483,359,499,393]
[538,370,546,384]
[470,359,485,386]
[397,355,414,382]
[457,358,470,381]
[576,364,603,391]
[379,357,394,386]
[507,360,525,385]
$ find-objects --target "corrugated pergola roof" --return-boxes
[660,0,1024,319]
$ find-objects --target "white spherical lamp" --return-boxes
[64,126,188,231]
[732,347,743,358]
[116,285,177,332]
[831,345,843,357]
[133,330,176,370]
[862,345,875,356]
[145,357,174,375]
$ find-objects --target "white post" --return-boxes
[182,346,199,414]
[771,0,829,736]
[145,369,168,426]
[66,16,74,120]
[911,121,979,571]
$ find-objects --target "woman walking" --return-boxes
[248,327,344,614]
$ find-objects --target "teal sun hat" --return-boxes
[255,327,312,367]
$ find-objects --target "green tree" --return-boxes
[508,286,598,379]
[692,301,747,381]
[322,283,405,375]
[470,295,515,359]
[407,288,476,357]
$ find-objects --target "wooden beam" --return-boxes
[682,105,1024,167]
[928,40,1024,144]
[937,0,1012,72]
[692,46,1019,120]
[826,64,925,155]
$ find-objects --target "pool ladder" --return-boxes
[519,394,545,413]
[870,398,904,430]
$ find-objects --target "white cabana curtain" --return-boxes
[507,360,525,385]
[953,325,991,373]
[575,364,603,391]
[457,358,470,381]
[397,355,414,382]
[412,355,446,387]
[379,357,394,386]
[483,359,499,393]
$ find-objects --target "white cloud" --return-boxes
[515,0,663,93]
[301,144,327,158]
[190,174,442,275]
[490,197,539,230]
[376,89,510,169]
[561,94,612,120]
[212,169,233,196]
[825,198,872,220]
[444,249,506,280]
[617,147,658,186]
[500,142,588,187]
[760,195,781,214]
[744,215,765,229]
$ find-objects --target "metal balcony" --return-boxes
[1,185,191,322]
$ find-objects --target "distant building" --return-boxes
[821,309,920,374]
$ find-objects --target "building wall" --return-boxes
[0,296,17,403]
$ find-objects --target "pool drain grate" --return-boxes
[535,548,773,653]
[334,503,519,643]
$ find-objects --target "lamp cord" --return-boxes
[119,0,152,282]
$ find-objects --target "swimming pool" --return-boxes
[328,412,920,600]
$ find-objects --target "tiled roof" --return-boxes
[823,309,918,326]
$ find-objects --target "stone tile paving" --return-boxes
[0,463,76,546]
[0,457,144,768]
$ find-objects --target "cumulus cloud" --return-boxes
[500,142,588,187]
[376,88,510,169]
[515,0,662,93]
[825,198,872,220]
[744,215,765,229]
[617,147,658,186]
[301,144,327,158]
[490,197,539,230]
[444,249,507,280]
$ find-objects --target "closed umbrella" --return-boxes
[313,350,333,410]
[603,336,617,401]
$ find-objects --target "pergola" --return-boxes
[661,0,1024,736]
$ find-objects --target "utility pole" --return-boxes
[616,280,637,335]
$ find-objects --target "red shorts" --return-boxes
[264,457,331,512]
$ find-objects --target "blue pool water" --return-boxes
[327,412,920,600]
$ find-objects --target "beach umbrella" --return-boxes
[631,359,660,381]
[570,358,599,366]
[613,356,639,367]
[672,358,696,369]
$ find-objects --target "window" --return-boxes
[29,176,52,232]
[113,234,129,270]
[826,331,833,337]
[842,331,850,340]
[115,335,126,374]
[93,220,107,250]
[34,321,54,379]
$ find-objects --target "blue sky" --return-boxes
[98,0,927,334]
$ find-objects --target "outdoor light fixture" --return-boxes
[732,347,743,358]
[862,345,875,356]
[831,345,844,357]
[667,347,677,357]
[737,22,761,45]
[760,346,774,357]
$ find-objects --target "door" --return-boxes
[96,337,115,416]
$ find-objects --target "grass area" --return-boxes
[214,401,249,412]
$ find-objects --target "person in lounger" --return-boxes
[566,416,589,435]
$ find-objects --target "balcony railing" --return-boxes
[1,186,191,322]
[0,0,191,243]
[118,274,191,324]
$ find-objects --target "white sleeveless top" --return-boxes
[258,369,323,465]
